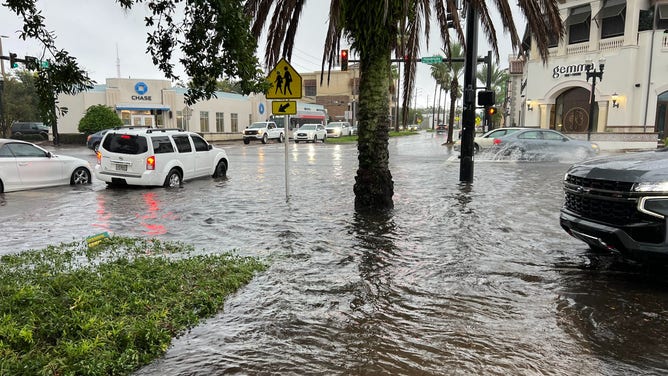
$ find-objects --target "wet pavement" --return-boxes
[2,132,668,375]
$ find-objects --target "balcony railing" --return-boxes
[599,36,624,51]
[567,41,590,55]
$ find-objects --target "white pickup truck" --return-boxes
[243,121,285,144]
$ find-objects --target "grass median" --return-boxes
[0,236,266,376]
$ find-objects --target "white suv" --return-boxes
[95,127,228,187]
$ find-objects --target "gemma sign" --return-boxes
[552,63,589,79]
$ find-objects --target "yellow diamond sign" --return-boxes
[266,58,302,100]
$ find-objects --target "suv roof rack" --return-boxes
[146,128,186,133]
[112,126,152,130]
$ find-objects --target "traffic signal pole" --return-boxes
[460,2,478,182]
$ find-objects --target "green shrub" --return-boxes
[58,133,87,145]
[0,236,266,375]
[78,105,123,134]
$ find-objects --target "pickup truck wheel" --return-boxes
[213,160,228,178]
[295,140,300,144]
[322,135,326,143]
[243,139,250,145]
[0,179,4,193]
[164,169,182,188]
[262,134,268,144]
[278,133,284,143]
[313,135,317,143]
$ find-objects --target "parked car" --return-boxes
[560,149,668,262]
[325,122,352,138]
[454,127,528,153]
[86,129,111,152]
[0,138,92,193]
[435,124,447,133]
[10,122,50,139]
[95,128,228,187]
[294,124,327,143]
[488,128,599,160]
[243,121,284,144]
[351,124,358,135]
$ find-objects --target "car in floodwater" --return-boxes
[560,148,668,262]
[454,127,528,153]
[488,128,599,160]
[0,138,92,193]
[294,124,327,143]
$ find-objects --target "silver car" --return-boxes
[489,129,599,160]
[294,124,327,143]
[325,122,352,138]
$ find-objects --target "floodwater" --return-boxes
[2,133,668,375]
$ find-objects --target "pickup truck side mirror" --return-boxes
[208,144,213,150]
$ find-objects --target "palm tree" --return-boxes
[476,61,509,128]
[430,61,450,129]
[445,43,465,144]
[245,0,564,211]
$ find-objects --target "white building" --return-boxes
[509,0,668,144]
[58,78,270,141]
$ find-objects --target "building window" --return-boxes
[176,110,184,129]
[598,0,626,39]
[200,111,209,132]
[231,113,238,133]
[567,6,591,44]
[305,79,317,96]
[658,4,668,30]
[216,112,225,132]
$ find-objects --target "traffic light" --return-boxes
[341,49,348,71]
[486,107,498,116]
[9,53,18,68]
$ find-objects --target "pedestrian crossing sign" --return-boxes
[266,58,302,100]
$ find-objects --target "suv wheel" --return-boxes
[262,134,268,144]
[278,133,284,143]
[164,169,182,188]
[0,179,4,193]
[213,160,228,178]
[70,167,92,185]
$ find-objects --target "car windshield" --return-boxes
[300,125,317,130]
[249,123,267,129]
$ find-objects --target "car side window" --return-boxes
[172,135,193,153]
[519,131,541,140]
[0,145,14,157]
[191,135,209,152]
[152,136,175,154]
[6,143,48,157]
[542,131,565,141]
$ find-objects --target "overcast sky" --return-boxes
[0,1,524,108]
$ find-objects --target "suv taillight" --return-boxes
[146,156,156,170]
[96,151,101,164]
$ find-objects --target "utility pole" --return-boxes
[459,2,478,182]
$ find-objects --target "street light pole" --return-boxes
[585,57,605,141]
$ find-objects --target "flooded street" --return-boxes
[2,133,668,375]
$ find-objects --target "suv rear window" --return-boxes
[103,134,148,155]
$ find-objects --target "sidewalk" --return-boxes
[595,140,659,152]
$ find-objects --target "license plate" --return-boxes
[115,164,127,171]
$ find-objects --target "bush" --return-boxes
[78,105,123,134]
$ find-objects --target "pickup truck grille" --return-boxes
[563,175,641,225]
[245,130,259,135]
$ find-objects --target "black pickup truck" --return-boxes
[560,148,668,261]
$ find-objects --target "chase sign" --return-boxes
[132,81,151,100]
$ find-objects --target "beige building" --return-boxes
[300,65,361,123]
[509,0,668,144]
[58,78,267,141]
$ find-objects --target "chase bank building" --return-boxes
[509,0,668,143]
[57,78,268,141]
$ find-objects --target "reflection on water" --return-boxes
[1,135,666,375]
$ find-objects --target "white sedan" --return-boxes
[0,138,92,193]
[294,124,327,143]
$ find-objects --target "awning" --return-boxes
[566,6,591,25]
[115,103,171,111]
[594,0,626,20]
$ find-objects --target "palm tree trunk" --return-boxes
[447,79,458,144]
[354,45,393,211]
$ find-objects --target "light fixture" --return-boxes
[527,99,533,111]
[611,92,619,108]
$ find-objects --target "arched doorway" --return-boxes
[550,87,596,133]
[655,91,668,141]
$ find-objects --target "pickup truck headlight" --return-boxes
[633,181,668,192]
[638,196,668,219]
